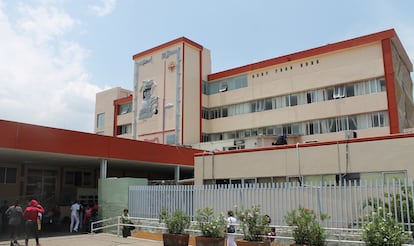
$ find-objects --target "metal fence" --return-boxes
[128,178,414,232]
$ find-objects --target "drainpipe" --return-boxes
[296,143,303,184]
[162,48,181,145]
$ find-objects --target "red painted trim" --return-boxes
[113,100,119,137]
[181,44,185,145]
[114,95,132,105]
[382,39,400,134]
[208,29,397,81]
[132,37,203,60]
[195,132,414,157]
[199,49,203,142]
[0,120,202,166]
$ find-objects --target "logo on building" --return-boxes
[168,62,176,72]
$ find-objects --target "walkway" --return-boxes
[0,233,163,246]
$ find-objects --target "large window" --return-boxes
[203,75,248,95]
[202,111,388,142]
[119,103,132,114]
[96,113,105,128]
[0,167,17,184]
[202,77,386,121]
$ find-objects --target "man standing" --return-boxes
[5,200,23,246]
[23,200,44,246]
[70,200,81,233]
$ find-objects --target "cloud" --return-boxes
[16,3,75,45]
[0,2,102,132]
[89,0,116,17]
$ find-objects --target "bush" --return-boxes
[285,206,328,246]
[235,205,270,241]
[159,208,191,234]
[362,207,409,246]
[195,207,227,238]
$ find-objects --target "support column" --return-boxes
[175,166,180,182]
[100,159,108,179]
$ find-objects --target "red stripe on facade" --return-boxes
[181,44,185,145]
[382,38,400,134]
[199,49,203,143]
[208,29,397,81]
[132,37,203,60]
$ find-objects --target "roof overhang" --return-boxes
[0,119,202,170]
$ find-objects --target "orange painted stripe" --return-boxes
[132,37,203,60]
[382,39,400,134]
[0,120,202,166]
[208,29,397,81]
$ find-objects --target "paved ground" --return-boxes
[0,233,163,246]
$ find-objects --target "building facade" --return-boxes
[96,29,413,150]
[95,29,414,185]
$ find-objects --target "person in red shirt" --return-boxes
[23,200,44,246]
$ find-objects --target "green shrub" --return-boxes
[195,207,227,238]
[285,206,328,246]
[159,208,191,234]
[362,207,409,246]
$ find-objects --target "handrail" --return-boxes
[90,217,366,244]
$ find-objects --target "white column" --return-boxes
[175,166,180,182]
[100,159,108,179]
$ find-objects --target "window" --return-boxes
[65,171,93,186]
[0,167,17,184]
[264,98,273,110]
[371,112,386,127]
[204,75,248,95]
[96,113,105,128]
[345,84,355,97]
[117,124,132,135]
[333,86,345,99]
[119,103,132,114]
[285,95,298,107]
[307,91,317,104]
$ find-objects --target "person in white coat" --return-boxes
[70,201,81,232]
[226,210,237,246]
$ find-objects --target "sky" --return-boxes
[0,0,413,133]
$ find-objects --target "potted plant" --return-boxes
[235,205,271,246]
[362,207,409,246]
[159,208,191,246]
[284,206,328,246]
[194,207,227,246]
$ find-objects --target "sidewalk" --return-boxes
[0,233,163,246]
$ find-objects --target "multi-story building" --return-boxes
[95,29,414,152]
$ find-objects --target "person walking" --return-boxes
[23,200,44,246]
[70,201,81,233]
[5,200,23,246]
[226,210,237,246]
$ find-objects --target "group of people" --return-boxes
[69,200,99,233]
[3,199,45,246]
